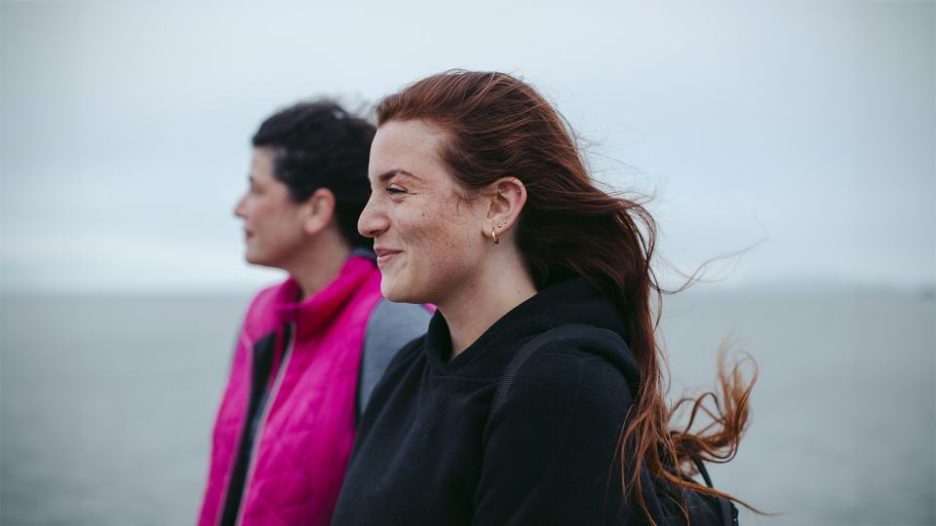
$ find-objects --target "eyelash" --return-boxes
[386,185,406,195]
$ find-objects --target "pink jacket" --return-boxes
[198,256,383,526]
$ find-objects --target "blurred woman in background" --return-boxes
[332,71,755,525]
[198,101,429,526]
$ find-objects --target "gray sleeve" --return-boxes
[359,300,431,416]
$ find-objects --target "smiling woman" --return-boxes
[360,120,526,317]
[332,71,756,526]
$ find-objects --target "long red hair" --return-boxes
[376,70,757,524]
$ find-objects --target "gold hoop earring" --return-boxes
[491,227,499,245]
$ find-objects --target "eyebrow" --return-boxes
[376,169,420,183]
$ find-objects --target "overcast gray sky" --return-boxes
[1,0,933,293]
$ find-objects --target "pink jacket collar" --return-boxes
[251,255,378,340]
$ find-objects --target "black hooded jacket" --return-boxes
[332,277,673,525]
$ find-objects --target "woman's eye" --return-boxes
[387,185,406,195]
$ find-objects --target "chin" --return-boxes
[245,251,276,269]
[381,285,407,303]
[380,280,421,305]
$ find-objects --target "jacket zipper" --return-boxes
[213,331,256,526]
[229,322,296,526]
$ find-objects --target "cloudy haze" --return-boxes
[1,0,933,293]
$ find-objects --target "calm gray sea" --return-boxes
[1,287,934,525]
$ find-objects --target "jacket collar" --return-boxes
[272,254,377,339]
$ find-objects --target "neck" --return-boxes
[437,248,537,358]
[285,233,352,301]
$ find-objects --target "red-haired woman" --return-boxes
[332,71,754,526]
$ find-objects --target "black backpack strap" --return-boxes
[691,452,739,525]
[491,323,620,415]
[692,455,715,488]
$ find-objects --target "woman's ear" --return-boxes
[483,177,526,238]
[302,188,337,235]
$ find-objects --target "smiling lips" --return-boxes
[374,247,401,266]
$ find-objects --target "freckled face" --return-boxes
[358,120,488,306]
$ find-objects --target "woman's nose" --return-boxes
[358,197,387,238]
[233,194,247,219]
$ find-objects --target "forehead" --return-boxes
[250,147,277,178]
[369,120,451,178]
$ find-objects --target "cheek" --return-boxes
[254,200,290,227]
[393,195,482,271]
[412,219,478,274]
[245,198,268,221]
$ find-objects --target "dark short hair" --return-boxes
[252,100,376,249]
